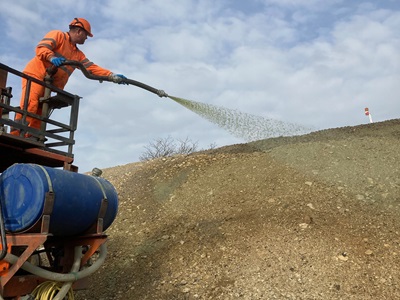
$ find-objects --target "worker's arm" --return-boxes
[35,30,66,64]
[80,57,112,77]
[79,57,128,84]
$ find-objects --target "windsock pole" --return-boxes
[364,107,373,123]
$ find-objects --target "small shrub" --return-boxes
[139,136,199,161]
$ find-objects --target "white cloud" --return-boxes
[1,0,399,172]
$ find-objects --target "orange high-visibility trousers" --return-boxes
[11,78,44,136]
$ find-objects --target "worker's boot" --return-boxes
[10,118,27,136]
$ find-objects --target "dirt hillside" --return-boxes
[77,119,400,300]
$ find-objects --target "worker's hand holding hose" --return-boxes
[50,56,66,67]
[109,73,128,85]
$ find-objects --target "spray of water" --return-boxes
[169,96,312,142]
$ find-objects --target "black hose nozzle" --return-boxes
[156,90,168,98]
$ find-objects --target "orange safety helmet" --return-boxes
[69,18,93,37]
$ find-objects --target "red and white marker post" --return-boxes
[364,107,373,123]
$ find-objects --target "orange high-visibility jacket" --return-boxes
[24,30,112,88]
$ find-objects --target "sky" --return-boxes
[0,0,399,173]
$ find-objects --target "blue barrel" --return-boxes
[0,164,118,236]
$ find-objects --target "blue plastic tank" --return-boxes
[0,164,118,236]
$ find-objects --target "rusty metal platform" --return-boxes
[0,132,74,172]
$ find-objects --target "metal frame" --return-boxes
[0,63,80,158]
[0,62,97,299]
[0,233,107,298]
[0,62,118,299]
[0,63,80,172]
[0,187,109,298]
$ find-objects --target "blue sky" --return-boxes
[1,0,399,172]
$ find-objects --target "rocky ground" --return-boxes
[77,119,400,300]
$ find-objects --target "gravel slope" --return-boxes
[77,119,400,300]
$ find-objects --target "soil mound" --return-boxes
[78,119,400,300]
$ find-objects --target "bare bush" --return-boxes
[139,136,199,161]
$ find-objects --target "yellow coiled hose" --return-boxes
[31,281,74,300]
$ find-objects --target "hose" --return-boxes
[31,281,74,300]
[0,200,8,261]
[3,243,107,282]
[49,60,168,97]
[53,246,82,300]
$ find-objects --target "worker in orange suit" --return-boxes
[11,18,127,138]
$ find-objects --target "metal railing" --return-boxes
[0,63,80,157]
